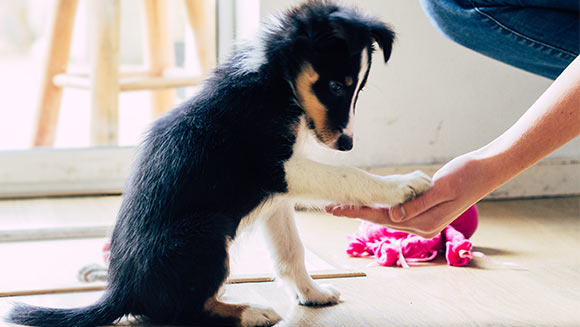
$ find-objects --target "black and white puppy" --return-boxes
[8,1,431,326]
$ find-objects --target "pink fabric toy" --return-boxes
[449,204,478,239]
[346,205,478,267]
[444,224,473,266]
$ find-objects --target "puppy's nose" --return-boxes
[336,134,353,151]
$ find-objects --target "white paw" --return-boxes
[297,283,341,306]
[240,304,282,327]
[395,170,432,203]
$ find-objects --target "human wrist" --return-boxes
[470,141,522,193]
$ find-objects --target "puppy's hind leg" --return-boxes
[145,222,281,327]
[196,234,281,327]
[261,201,340,306]
[203,297,281,327]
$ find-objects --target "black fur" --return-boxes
[6,1,394,326]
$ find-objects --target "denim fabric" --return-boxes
[419,0,579,79]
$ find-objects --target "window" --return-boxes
[0,0,260,198]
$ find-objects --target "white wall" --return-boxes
[260,0,579,168]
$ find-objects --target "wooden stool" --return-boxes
[33,0,216,147]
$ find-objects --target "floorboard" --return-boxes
[0,196,578,326]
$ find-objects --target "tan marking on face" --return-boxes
[345,76,353,87]
[295,63,338,144]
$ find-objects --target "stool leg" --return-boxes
[143,0,174,118]
[183,0,217,75]
[32,0,79,147]
[90,0,121,146]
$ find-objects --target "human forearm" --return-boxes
[474,56,580,190]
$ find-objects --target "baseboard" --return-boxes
[0,147,132,198]
[366,158,580,199]
[0,147,578,199]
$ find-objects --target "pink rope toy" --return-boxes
[346,205,483,267]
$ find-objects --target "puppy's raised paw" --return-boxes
[240,305,282,327]
[297,283,341,306]
[396,170,432,203]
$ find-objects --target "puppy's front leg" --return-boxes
[284,157,432,206]
[261,201,340,306]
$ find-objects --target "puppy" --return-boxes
[7,1,431,326]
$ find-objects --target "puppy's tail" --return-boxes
[5,290,126,327]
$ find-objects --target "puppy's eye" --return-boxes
[329,81,345,96]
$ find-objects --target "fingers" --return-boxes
[326,202,447,239]
[325,204,391,225]
[326,201,463,239]
[389,202,462,238]
[390,186,447,223]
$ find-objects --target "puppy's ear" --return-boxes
[294,20,349,59]
[328,11,396,62]
[369,21,396,63]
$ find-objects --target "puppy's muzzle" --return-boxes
[336,133,353,151]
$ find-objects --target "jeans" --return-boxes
[419,0,579,79]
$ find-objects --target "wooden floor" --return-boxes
[1,196,579,326]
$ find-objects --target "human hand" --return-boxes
[327,151,498,238]
[327,56,580,238]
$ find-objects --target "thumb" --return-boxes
[390,187,445,222]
